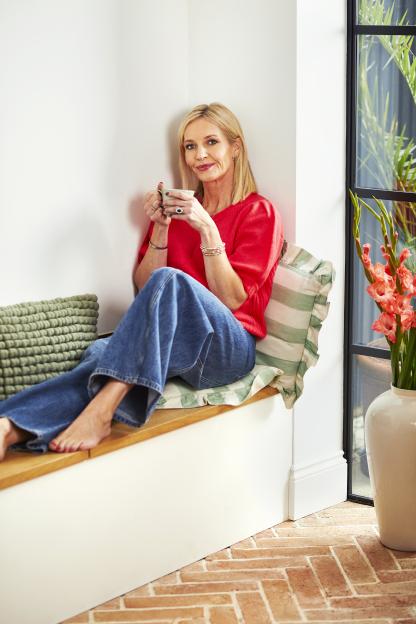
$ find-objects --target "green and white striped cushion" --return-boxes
[255,242,335,408]
[157,242,334,411]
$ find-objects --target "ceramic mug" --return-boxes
[160,188,195,207]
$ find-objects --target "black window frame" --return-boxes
[344,1,416,505]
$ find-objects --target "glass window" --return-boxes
[355,35,416,191]
[346,1,416,503]
[358,0,416,27]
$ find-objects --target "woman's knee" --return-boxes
[147,267,195,288]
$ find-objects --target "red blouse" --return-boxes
[137,192,284,338]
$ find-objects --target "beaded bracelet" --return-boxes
[149,240,168,250]
[200,241,226,256]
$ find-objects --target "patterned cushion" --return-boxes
[157,364,282,409]
[157,242,335,410]
[255,242,335,408]
[0,294,99,400]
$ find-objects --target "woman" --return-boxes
[0,102,284,460]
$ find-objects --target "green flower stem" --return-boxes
[398,328,416,388]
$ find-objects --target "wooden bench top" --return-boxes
[0,386,278,491]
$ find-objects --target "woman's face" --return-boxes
[183,118,239,183]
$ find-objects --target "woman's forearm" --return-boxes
[134,223,169,291]
[199,223,248,310]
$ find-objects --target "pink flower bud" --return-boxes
[399,248,411,264]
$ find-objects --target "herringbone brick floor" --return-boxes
[62,501,416,624]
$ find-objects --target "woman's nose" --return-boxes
[196,146,208,159]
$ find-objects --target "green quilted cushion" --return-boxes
[0,294,99,400]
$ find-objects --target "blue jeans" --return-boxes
[0,268,256,453]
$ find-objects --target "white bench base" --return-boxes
[0,393,292,624]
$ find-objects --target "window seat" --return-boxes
[0,383,291,624]
[0,385,278,491]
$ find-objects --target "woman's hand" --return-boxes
[162,190,212,232]
[143,182,171,227]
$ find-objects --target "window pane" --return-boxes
[355,34,416,190]
[357,0,416,26]
[350,353,391,499]
[351,197,416,345]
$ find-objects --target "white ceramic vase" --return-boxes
[365,385,416,551]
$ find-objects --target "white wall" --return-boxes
[188,0,296,242]
[0,0,188,332]
[290,0,347,517]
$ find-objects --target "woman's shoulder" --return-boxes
[239,192,279,218]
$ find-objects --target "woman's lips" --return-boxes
[196,163,214,171]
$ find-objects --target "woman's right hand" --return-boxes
[143,182,171,227]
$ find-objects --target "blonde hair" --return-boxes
[177,102,257,205]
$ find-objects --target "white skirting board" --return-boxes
[0,394,292,624]
[288,451,348,520]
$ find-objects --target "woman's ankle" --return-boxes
[91,379,134,414]
[0,417,33,446]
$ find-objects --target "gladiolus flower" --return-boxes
[394,293,414,314]
[362,243,372,269]
[401,309,415,332]
[399,248,411,264]
[367,280,395,307]
[397,263,414,292]
[370,262,394,284]
[372,312,397,343]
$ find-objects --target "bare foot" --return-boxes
[0,418,33,461]
[48,403,113,453]
[49,379,134,453]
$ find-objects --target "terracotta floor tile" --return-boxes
[206,555,307,570]
[303,606,415,619]
[330,594,416,608]
[354,580,416,594]
[355,534,399,571]
[180,569,286,582]
[92,606,204,621]
[392,551,416,559]
[209,606,240,624]
[230,545,330,557]
[236,591,273,623]
[333,544,377,583]
[257,536,355,547]
[124,593,232,608]
[297,515,377,526]
[205,548,232,560]
[152,581,259,594]
[377,570,416,583]
[400,559,416,569]
[261,579,302,621]
[286,566,327,608]
[310,555,352,597]
[275,526,376,537]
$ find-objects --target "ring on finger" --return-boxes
[175,207,184,214]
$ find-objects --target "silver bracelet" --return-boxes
[200,241,226,256]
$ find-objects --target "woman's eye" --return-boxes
[185,139,218,150]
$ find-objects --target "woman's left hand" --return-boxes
[162,191,212,232]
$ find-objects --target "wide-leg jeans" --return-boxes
[0,268,256,453]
